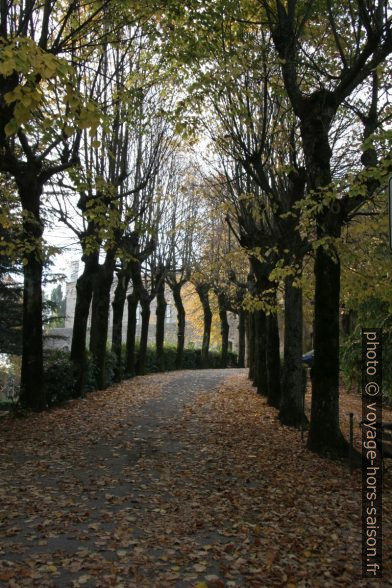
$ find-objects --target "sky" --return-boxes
[44,223,81,293]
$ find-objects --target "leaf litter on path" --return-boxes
[0,369,391,587]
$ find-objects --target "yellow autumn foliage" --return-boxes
[182,283,222,348]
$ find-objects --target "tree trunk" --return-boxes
[172,284,186,369]
[89,251,115,390]
[155,268,166,372]
[301,117,347,455]
[18,179,45,411]
[71,253,98,396]
[238,310,246,368]
[254,309,268,396]
[111,269,130,382]
[280,276,306,427]
[266,310,281,408]
[217,292,229,368]
[125,290,138,377]
[250,260,270,396]
[308,246,346,454]
[196,283,212,367]
[247,312,255,379]
[136,294,151,375]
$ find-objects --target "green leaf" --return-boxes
[4,118,18,137]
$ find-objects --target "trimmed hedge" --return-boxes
[44,350,74,407]
[42,345,238,408]
[124,343,238,375]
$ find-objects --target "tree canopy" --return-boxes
[0,0,391,459]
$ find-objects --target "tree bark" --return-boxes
[250,260,270,396]
[238,310,246,368]
[254,309,268,396]
[172,284,186,369]
[70,252,98,396]
[111,269,131,382]
[125,290,138,377]
[128,260,152,377]
[269,7,387,454]
[300,115,347,455]
[136,293,150,375]
[18,179,45,411]
[195,283,212,367]
[280,276,306,427]
[155,267,166,372]
[89,251,116,390]
[308,246,345,453]
[217,292,229,368]
[247,312,255,379]
[266,310,281,408]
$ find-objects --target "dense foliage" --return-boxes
[0,0,391,458]
[340,299,392,404]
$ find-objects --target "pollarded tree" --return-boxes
[146,153,192,372]
[165,164,200,368]
[170,15,308,415]
[191,187,249,368]
[0,1,120,410]
[217,166,282,408]
[155,0,392,453]
[184,188,244,368]
[111,232,156,381]
[193,280,212,366]
[261,0,392,455]
[121,178,170,377]
[120,232,156,378]
[208,109,305,415]
[51,35,138,392]
[206,2,391,438]
[53,28,173,391]
[88,83,173,388]
[120,154,201,374]
[130,185,169,376]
